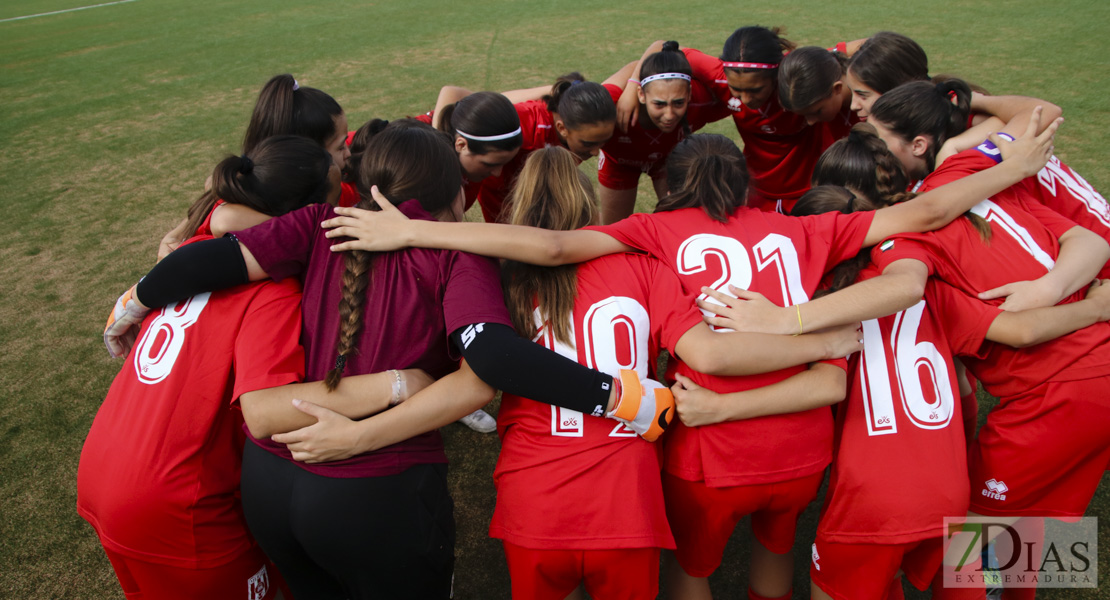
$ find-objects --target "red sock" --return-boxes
[932,555,986,600]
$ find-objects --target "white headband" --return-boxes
[640,72,692,86]
[457,127,523,142]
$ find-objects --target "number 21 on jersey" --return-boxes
[677,233,808,331]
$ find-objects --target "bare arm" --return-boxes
[936,116,1005,167]
[271,360,495,463]
[671,363,846,427]
[700,259,929,335]
[238,369,433,439]
[986,279,1110,347]
[158,217,189,261]
[673,320,861,376]
[322,185,633,265]
[971,92,1062,139]
[209,204,272,238]
[864,109,1059,246]
[616,40,665,132]
[978,225,1110,311]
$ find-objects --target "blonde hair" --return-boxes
[502,146,597,344]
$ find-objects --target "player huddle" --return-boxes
[79,25,1110,600]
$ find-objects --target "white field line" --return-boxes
[0,0,139,24]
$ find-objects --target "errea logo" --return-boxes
[811,543,821,571]
[728,97,742,111]
[983,479,1009,501]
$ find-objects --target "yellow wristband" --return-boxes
[793,304,803,336]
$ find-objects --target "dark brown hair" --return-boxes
[182,135,333,239]
[655,134,749,222]
[847,32,929,94]
[326,122,462,390]
[439,91,523,154]
[869,79,972,172]
[720,26,795,76]
[778,46,847,112]
[502,146,597,344]
[241,74,344,155]
[812,123,910,203]
[543,74,616,129]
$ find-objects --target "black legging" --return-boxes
[240,442,455,600]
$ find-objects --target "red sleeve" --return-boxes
[869,234,938,276]
[643,256,703,352]
[1021,196,1082,239]
[231,279,306,402]
[924,279,999,359]
[604,83,623,104]
[682,47,724,86]
[919,148,998,192]
[587,213,661,257]
[802,211,875,267]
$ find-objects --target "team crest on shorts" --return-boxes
[247,564,270,600]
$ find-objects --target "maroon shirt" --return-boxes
[234,199,512,477]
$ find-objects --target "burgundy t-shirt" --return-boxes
[234,199,512,477]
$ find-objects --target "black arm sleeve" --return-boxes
[136,236,250,308]
[451,323,615,417]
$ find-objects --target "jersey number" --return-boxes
[677,233,808,331]
[539,297,649,438]
[133,293,211,385]
[859,300,954,436]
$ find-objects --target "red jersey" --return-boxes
[196,199,226,237]
[476,100,562,223]
[933,136,1110,277]
[818,267,968,545]
[77,277,305,568]
[683,48,828,212]
[489,253,702,550]
[338,181,360,208]
[234,200,512,477]
[593,207,873,486]
[872,148,1110,399]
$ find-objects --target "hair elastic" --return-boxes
[722,61,779,70]
[292,79,300,91]
[389,369,405,406]
[640,72,692,86]
[238,155,254,175]
[456,127,523,142]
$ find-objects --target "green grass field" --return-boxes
[3,0,1109,597]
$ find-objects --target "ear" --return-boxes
[636,86,647,105]
[910,135,931,158]
[454,136,468,154]
[831,80,844,96]
[554,119,570,139]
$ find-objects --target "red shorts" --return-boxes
[663,470,823,577]
[598,150,663,190]
[501,541,659,600]
[103,545,280,600]
[969,376,1110,518]
[810,536,942,600]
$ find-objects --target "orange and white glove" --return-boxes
[104,284,149,358]
[607,369,675,442]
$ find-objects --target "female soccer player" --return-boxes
[598,41,730,224]
[101,123,687,599]
[618,28,859,213]
[777,46,858,133]
[158,74,355,257]
[82,136,352,600]
[491,145,861,599]
[715,94,1109,555]
[318,117,1055,599]
[474,71,624,223]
